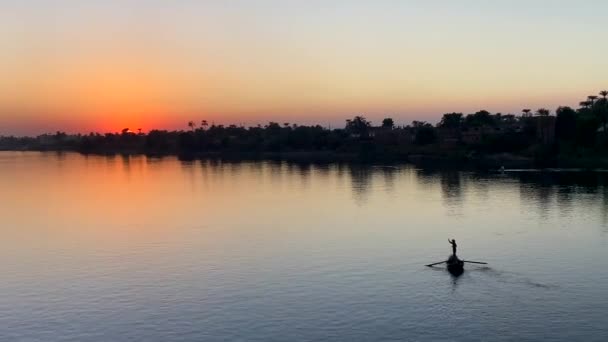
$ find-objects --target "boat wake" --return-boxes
[474,267,558,289]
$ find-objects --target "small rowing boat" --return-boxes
[446,255,464,276]
[425,240,487,276]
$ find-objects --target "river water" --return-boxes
[1,152,607,341]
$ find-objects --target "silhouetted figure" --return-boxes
[448,239,457,256]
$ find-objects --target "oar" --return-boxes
[426,261,447,267]
[463,260,487,265]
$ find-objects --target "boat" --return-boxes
[446,255,464,276]
[425,242,487,275]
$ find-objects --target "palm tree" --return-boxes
[188,121,196,131]
[588,95,598,105]
[201,120,208,130]
[536,108,551,143]
[596,92,608,133]
[580,101,591,109]
[522,109,532,117]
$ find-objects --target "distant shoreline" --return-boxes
[5,147,608,170]
[3,91,608,170]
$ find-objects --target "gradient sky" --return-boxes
[1,0,607,135]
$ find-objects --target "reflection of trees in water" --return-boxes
[205,159,223,183]
[333,163,348,190]
[415,168,439,187]
[294,162,312,177]
[440,171,464,216]
[286,162,312,188]
[381,167,396,194]
[518,174,560,219]
[414,168,465,215]
[196,159,211,190]
[270,161,334,189]
[120,154,131,173]
[556,185,574,214]
[349,165,373,205]
[104,153,116,168]
[178,158,229,191]
[335,163,347,182]
[178,157,198,188]
[54,151,67,162]
[468,172,490,202]
[267,160,284,185]
[228,160,247,178]
[440,171,463,201]
[52,151,68,172]
[144,155,167,165]
[602,186,608,228]
[267,160,283,175]
[516,172,608,219]
[313,163,332,180]
[536,185,554,219]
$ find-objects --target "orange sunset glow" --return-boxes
[1,1,608,135]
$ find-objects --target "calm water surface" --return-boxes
[1,152,608,341]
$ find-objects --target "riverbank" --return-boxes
[6,147,608,170]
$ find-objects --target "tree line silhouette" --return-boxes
[1,90,608,167]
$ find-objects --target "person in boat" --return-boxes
[448,239,457,256]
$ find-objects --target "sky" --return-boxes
[1,0,607,135]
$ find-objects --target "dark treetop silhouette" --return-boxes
[2,90,608,168]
